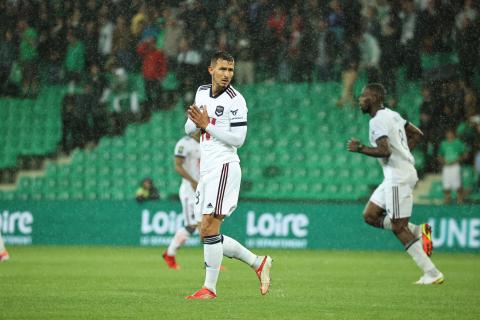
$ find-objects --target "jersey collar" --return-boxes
[210,84,231,99]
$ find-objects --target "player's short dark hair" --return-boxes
[365,83,386,102]
[210,51,234,66]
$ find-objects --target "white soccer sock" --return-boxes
[203,235,224,294]
[406,240,440,276]
[0,231,5,252]
[222,234,257,267]
[166,227,190,256]
[382,217,421,236]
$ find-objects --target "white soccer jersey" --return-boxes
[193,84,248,175]
[369,107,418,184]
[174,136,200,190]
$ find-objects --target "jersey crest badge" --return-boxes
[215,106,224,116]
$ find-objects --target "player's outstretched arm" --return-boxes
[347,137,391,158]
[405,122,423,150]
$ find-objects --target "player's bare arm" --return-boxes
[174,157,198,190]
[188,105,209,129]
[405,122,423,150]
[347,136,391,158]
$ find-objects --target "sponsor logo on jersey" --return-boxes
[231,109,238,116]
[215,106,224,116]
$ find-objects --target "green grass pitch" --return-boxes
[1,246,479,320]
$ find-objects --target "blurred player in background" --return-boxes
[184,51,272,300]
[163,130,201,269]
[347,83,444,285]
[0,231,9,262]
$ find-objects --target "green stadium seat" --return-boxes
[1,80,425,201]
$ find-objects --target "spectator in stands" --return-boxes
[234,22,255,85]
[83,0,98,23]
[67,8,83,31]
[438,129,468,204]
[64,30,86,86]
[327,0,346,43]
[112,67,139,114]
[162,8,185,73]
[46,17,68,84]
[112,15,135,73]
[286,9,304,82]
[176,37,201,103]
[266,5,287,81]
[336,34,360,107]
[18,19,39,97]
[86,65,108,144]
[473,115,480,192]
[98,13,114,68]
[399,0,422,81]
[362,5,382,40]
[455,0,479,86]
[71,87,91,150]
[378,3,401,104]
[475,151,480,192]
[136,36,168,115]
[100,65,139,134]
[83,20,99,70]
[0,29,17,96]
[135,177,160,202]
[37,6,52,65]
[418,86,436,170]
[417,0,444,53]
[463,86,479,119]
[131,4,148,40]
[191,17,215,63]
[312,17,337,82]
[359,30,381,83]
[60,91,77,155]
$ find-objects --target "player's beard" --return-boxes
[360,103,371,114]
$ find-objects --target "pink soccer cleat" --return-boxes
[162,252,180,269]
[186,287,217,300]
[0,251,10,262]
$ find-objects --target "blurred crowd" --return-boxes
[1,0,479,95]
[0,0,479,193]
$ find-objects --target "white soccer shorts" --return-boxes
[370,179,416,219]
[442,163,461,191]
[194,162,241,221]
[179,183,200,227]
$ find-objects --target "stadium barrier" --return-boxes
[0,201,479,252]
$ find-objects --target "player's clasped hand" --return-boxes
[347,138,360,152]
[188,105,210,129]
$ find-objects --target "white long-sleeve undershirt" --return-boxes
[205,123,247,148]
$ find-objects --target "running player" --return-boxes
[347,83,444,285]
[163,131,201,269]
[0,230,9,262]
[185,51,272,300]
